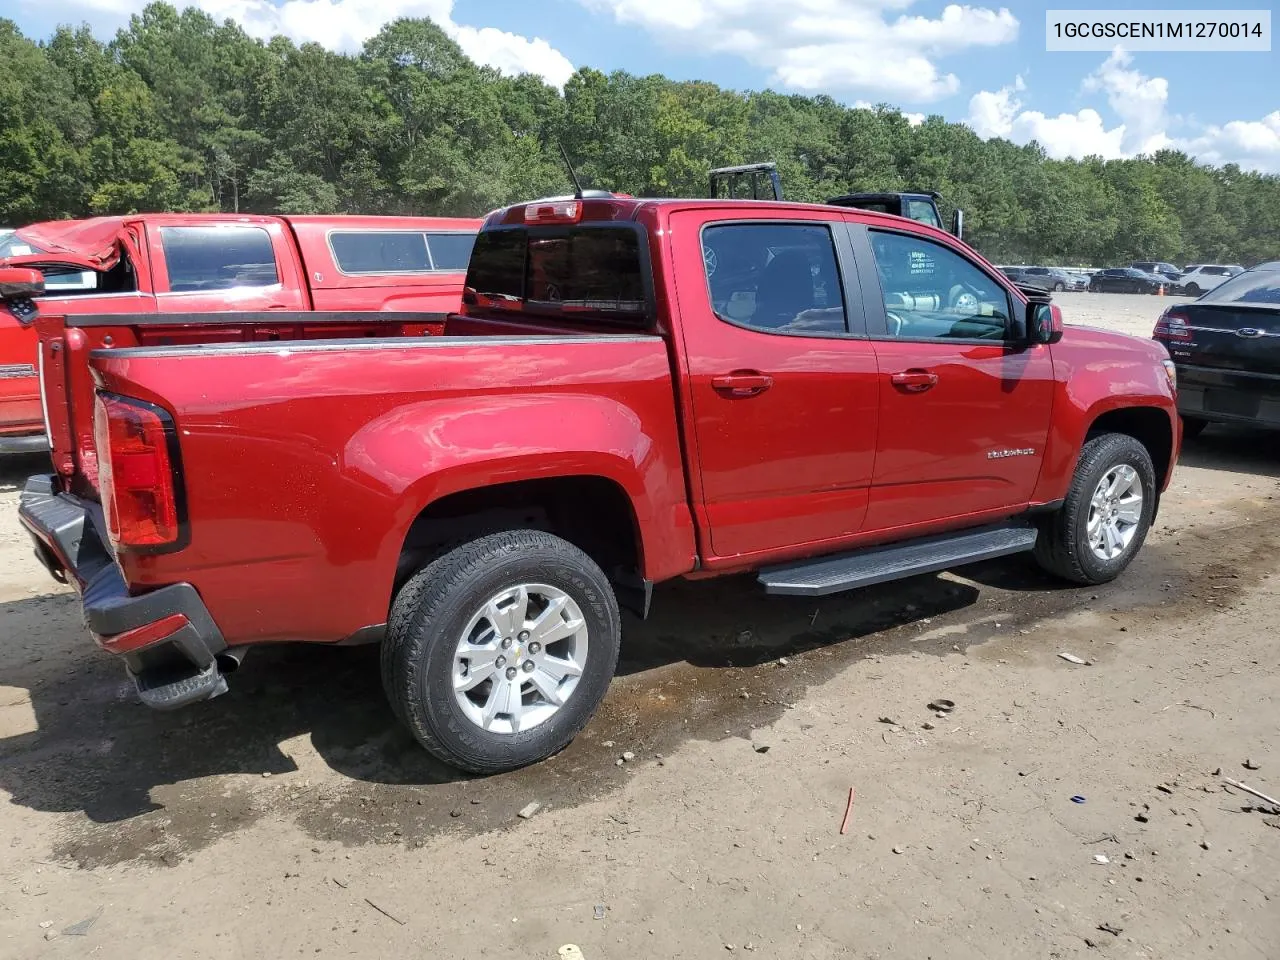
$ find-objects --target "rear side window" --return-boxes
[465,226,648,324]
[160,226,278,292]
[700,223,847,335]
[329,230,477,274]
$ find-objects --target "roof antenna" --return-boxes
[558,141,584,200]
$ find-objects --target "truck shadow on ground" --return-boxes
[0,564,1007,850]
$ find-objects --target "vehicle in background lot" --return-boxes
[15,194,1179,774]
[1178,264,1245,297]
[998,266,1053,293]
[1023,266,1088,292]
[0,214,481,452]
[1131,261,1183,282]
[709,162,966,238]
[1089,268,1168,295]
[1154,260,1280,438]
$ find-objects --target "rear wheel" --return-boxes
[1054,281,1065,292]
[1185,282,1202,297]
[382,530,621,774]
[1034,433,1157,585]
[1180,415,1208,440]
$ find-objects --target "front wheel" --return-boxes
[1034,433,1157,585]
[382,530,621,774]
[1054,282,1065,292]
[1185,283,1202,297]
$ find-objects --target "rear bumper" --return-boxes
[17,475,229,710]
[0,432,47,454]
[1174,364,1280,428]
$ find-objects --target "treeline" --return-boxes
[2,3,1278,266]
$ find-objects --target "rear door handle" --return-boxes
[711,371,774,398]
[890,369,938,393]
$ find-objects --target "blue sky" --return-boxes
[12,0,1280,170]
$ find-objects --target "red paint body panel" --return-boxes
[0,318,41,436]
[26,197,1178,660]
[92,335,695,644]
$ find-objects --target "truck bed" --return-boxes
[87,327,694,646]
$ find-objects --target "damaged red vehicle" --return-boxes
[16,195,1179,774]
[0,213,481,452]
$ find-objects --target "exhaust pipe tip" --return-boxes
[215,646,250,673]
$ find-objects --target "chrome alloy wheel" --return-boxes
[1087,464,1144,561]
[452,584,588,734]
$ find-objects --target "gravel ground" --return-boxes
[0,292,1276,960]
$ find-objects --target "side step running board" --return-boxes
[758,523,1039,597]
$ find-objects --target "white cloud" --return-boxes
[1181,112,1280,173]
[582,0,1019,103]
[852,100,925,126]
[965,51,1278,171]
[40,0,575,87]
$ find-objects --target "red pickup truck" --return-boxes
[13,195,1180,774]
[0,213,481,452]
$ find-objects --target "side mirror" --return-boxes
[0,267,44,301]
[1028,301,1064,345]
[951,208,964,240]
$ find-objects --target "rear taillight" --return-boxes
[1153,308,1192,341]
[93,393,184,550]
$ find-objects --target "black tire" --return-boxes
[1054,282,1065,292]
[1034,433,1157,585]
[1185,283,1202,297]
[382,530,620,774]
[1180,415,1208,440]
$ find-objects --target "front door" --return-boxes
[671,210,880,560]
[854,224,1055,532]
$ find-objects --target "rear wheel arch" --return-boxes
[393,474,647,611]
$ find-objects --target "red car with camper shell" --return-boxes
[0,213,481,452]
[12,193,1180,774]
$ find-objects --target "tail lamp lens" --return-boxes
[1153,309,1191,340]
[93,393,182,549]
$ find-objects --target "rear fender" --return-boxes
[347,393,696,586]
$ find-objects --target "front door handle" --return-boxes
[711,371,774,398]
[890,369,938,393]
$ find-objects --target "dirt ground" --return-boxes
[1,291,1276,960]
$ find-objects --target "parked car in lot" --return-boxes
[1178,264,1245,297]
[1154,260,1280,437]
[0,213,481,452]
[1023,266,1088,292]
[1089,268,1168,294]
[12,195,1179,774]
[1130,261,1183,283]
[998,266,1053,292]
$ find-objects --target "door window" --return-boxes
[905,199,942,229]
[869,230,1012,340]
[159,226,279,292]
[700,223,847,335]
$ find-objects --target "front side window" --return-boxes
[700,223,847,335]
[870,230,1012,340]
[160,226,278,292]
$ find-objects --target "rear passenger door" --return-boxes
[854,223,1055,531]
[147,220,308,312]
[672,210,880,559]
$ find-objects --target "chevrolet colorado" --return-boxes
[15,195,1180,773]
